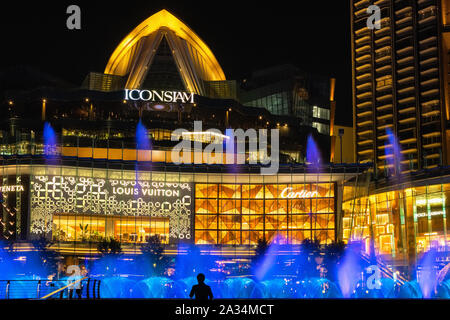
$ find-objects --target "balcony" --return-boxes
[357,110,373,118]
[420,78,438,87]
[398,106,415,114]
[376,65,392,74]
[375,36,391,46]
[356,73,371,83]
[395,26,413,37]
[376,94,393,102]
[395,15,413,26]
[377,103,393,111]
[377,123,393,130]
[398,96,415,105]
[357,120,373,127]
[421,88,439,98]
[354,0,370,10]
[397,86,415,95]
[397,46,413,56]
[357,91,373,100]
[377,114,393,121]
[357,139,373,146]
[420,46,437,57]
[419,57,438,67]
[419,36,437,47]
[397,66,414,75]
[356,63,371,73]
[356,45,371,55]
[397,56,414,65]
[356,82,372,92]
[420,67,438,77]
[395,7,412,17]
[397,76,414,85]
[356,54,371,64]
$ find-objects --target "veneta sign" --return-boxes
[124,89,195,104]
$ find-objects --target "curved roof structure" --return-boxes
[104,9,226,95]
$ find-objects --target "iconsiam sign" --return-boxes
[124,89,195,104]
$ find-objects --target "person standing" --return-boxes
[189,273,213,300]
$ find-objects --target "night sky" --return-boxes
[0,1,352,126]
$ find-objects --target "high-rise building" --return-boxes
[351,0,450,177]
[240,65,332,135]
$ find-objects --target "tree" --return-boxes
[250,237,269,273]
[97,237,122,256]
[140,235,172,277]
[254,238,269,260]
[301,238,321,256]
[323,240,347,282]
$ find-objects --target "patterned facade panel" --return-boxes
[30,175,193,242]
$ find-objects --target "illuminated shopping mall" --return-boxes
[0,6,449,299]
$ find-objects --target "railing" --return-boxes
[0,278,101,299]
[360,253,407,285]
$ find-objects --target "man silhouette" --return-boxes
[189,273,213,300]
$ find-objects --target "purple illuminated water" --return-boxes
[306,135,321,166]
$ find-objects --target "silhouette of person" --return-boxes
[189,273,213,300]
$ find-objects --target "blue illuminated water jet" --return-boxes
[306,135,321,167]
[43,122,58,160]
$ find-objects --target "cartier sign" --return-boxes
[280,187,319,199]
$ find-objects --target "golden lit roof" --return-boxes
[104,9,226,94]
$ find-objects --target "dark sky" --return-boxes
[0,0,352,125]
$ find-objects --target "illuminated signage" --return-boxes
[280,187,319,199]
[0,185,24,192]
[416,212,444,218]
[124,89,195,104]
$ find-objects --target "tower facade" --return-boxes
[351,0,450,177]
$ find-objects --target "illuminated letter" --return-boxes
[183,92,195,104]
[260,129,279,175]
[174,92,184,103]
[204,128,225,164]
[66,5,81,30]
[164,91,173,102]
[129,89,140,101]
[171,128,192,164]
[367,265,382,289]
[140,90,152,101]
[152,90,163,102]
[281,187,292,198]
[193,121,203,164]
[233,128,258,165]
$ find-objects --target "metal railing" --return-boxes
[0,278,101,299]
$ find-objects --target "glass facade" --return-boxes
[0,163,364,252]
[195,183,335,245]
[343,182,450,257]
[52,214,170,244]
[244,91,291,116]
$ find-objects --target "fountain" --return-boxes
[306,135,321,167]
